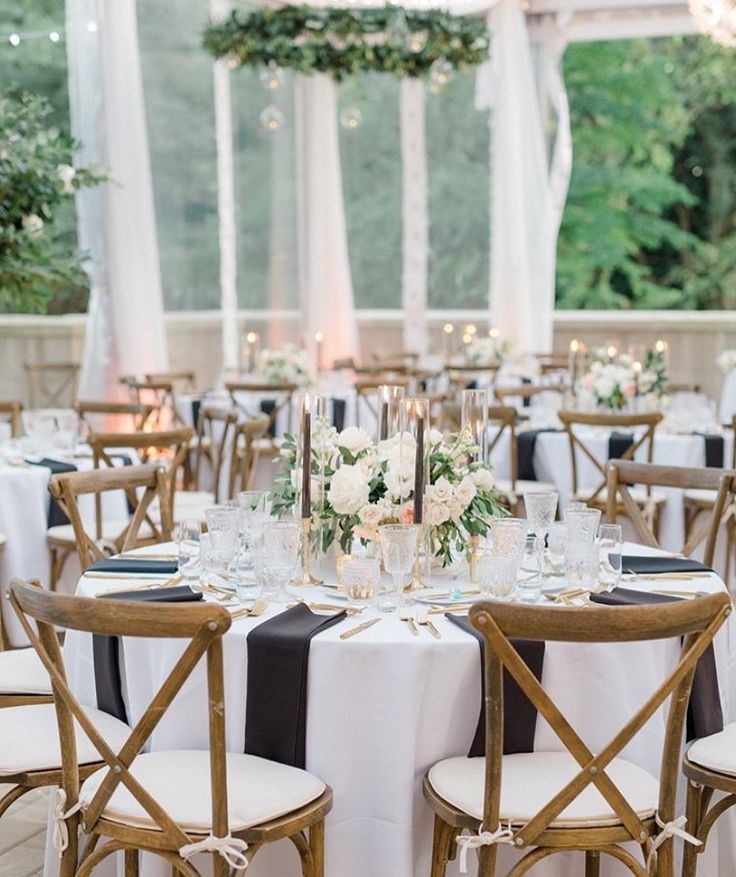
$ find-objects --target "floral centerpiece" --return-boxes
[462,335,512,367]
[578,349,668,411]
[718,350,736,374]
[269,423,506,567]
[255,343,310,385]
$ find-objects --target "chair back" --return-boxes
[145,371,196,393]
[0,401,23,438]
[606,460,736,569]
[229,414,270,496]
[494,384,565,409]
[557,409,663,504]
[226,382,297,436]
[25,362,79,408]
[488,405,520,491]
[469,594,731,862]
[194,405,238,501]
[126,380,187,430]
[47,463,173,569]
[354,378,411,429]
[9,580,232,870]
[75,400,155,435]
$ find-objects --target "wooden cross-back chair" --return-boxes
[75,400,156,436]
[10,580,333,877]
[48,464,173,572]
[445,363,501,397]
[423,594,732,877]
[192,405,239,503]
[145,371,196,393]
[558,410,665,533]
[493,385,566,410]
[354,378,411,430]
[226,381,297,438]
[25,362,80,408]
[0,400,23,437]
[606,460,736,574]
[126,380,188,434]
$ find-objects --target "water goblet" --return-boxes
[175,519,201,583]
[565,507,601,546]
[489,518,528,564]
[204,505,241,553]
[598,523,623,592]
[261,521,300,602]
[476,551,518,601]
[378,524,418,613]
[524,491,559,541]
[516,534,542,603]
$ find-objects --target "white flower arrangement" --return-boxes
[718,350,736,375]
[463,335,511,367]
[578,347,668,410]
[255,343,310,385]
[270,423,506,566]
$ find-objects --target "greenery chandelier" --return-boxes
[202,5,490,80]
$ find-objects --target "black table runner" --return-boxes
[590,587,723,740]
[517,429,557,482]
[700,434,725,469]
[445,614,545,756]
[245,603,347,768]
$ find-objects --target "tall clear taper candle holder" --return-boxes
[376,384,406,443]
[402,397,430,591]
[294,392,327,586]
[461,388,489,582]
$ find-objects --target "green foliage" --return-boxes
[0,90,106,313]
[203,5,490,80]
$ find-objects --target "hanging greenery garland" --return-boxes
[202,5,490,80]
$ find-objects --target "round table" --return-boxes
[42,542,736,877]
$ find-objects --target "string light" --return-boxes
[8,33,20,46]
[3,27,70,47]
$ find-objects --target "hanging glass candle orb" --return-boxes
[429,58,454,91]
[408,31,427,53]
[340,107,363,131]
[259,64,284,91]
[259,105,285,132]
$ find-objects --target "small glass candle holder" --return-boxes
[296,393,328,584]
[461,388,489,463]
[342,555,380,608]
[402,398,430,589]
[377,384,406,443]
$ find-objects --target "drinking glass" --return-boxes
[476,551,518,601]
[378,523,418,613]
[564,501,587,519]
[524,491,559,540]
[516,535,542,603]
[546,522,566,574]
[175,519,201,583]
[237,491,269,568]
[233,545,264,608]
[260,521,300,602]
[341,556,380,608]
[598,523,623,592]
[204,505,241,553]
[565,543,599,589]
[489,518,528,564]
[565,507,601,546]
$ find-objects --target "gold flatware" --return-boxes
[651,588,709,599]
[339,617,381,640]
[84,572,170,581]
[96,575,183,597]
[116,553,178,561]
[290,598,362,615]
[416,610,441,639]
[229,598,268,619]
[624,572,711,581]
[399,610,419,636]
[428,602,474,614]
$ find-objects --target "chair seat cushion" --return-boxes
[0,703,130,776]
[495,480,557,497]
[428,752,659,828]
[80,750,326,833]
[687,722,736,777]
[47,520,154,546]
[683,488,717,506]
[0,648,51,695]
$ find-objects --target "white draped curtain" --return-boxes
[67,0,168,398]
[475,0,572,354]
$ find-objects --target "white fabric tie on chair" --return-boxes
[52,788,83,853]
[456,825,514,873]
[179,833,249,870]
[646,814,702,872]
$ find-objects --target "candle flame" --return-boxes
[570,338,580,352]
[246,331,257,344]
[443,323,454,334]
[488,327,500,338]
[314,331,324,342]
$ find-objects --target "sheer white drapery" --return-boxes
[400,78,430,358]
[67,0,168,398]
[295,74,360,370]
[211,0,240,375]
[477,0,572,354]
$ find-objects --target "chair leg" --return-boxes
[682,781,702,877]
[585,850,601,877]
[430,816,455,877]
[310,819,325,877]
[124,849,139,876]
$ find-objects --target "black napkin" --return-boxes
[245,603,347,768]
[521,376,532,408]
[260,400,277,438]
[700,434,725,469]
[191,399,201,431]
[332,398,346,433]
[27,458,78,527]
[590,587,723,740]
[446,614,545,756]
[517,429,557,482]
[87,558,178,575]
[608,432,634,460]
[620,555,713,575]
[93,586,203,723]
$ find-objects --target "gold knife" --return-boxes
[339,617,381,640]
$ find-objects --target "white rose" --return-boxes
[427,501,451,526]
[22,214,44,238]
[328,464,370,515]
[471,468,494,492]
[338,426,373,456]
[428,428,444,447]
[455,475,477,507]
[428,476,453,503]
[57,163,76,194]
[378,432,416,463]
[358,503,385,527]
[357,450,379,479]
[384,462,413,500]
[446,497,465,522]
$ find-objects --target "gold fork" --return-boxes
[229,598,268,619]
[96,575,184,597]
[415,608,441,639]
[399,610,419,636]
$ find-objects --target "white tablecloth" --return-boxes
[720,370,736,423]
[43,542,736,877]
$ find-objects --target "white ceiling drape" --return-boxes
[68,0,168,398]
